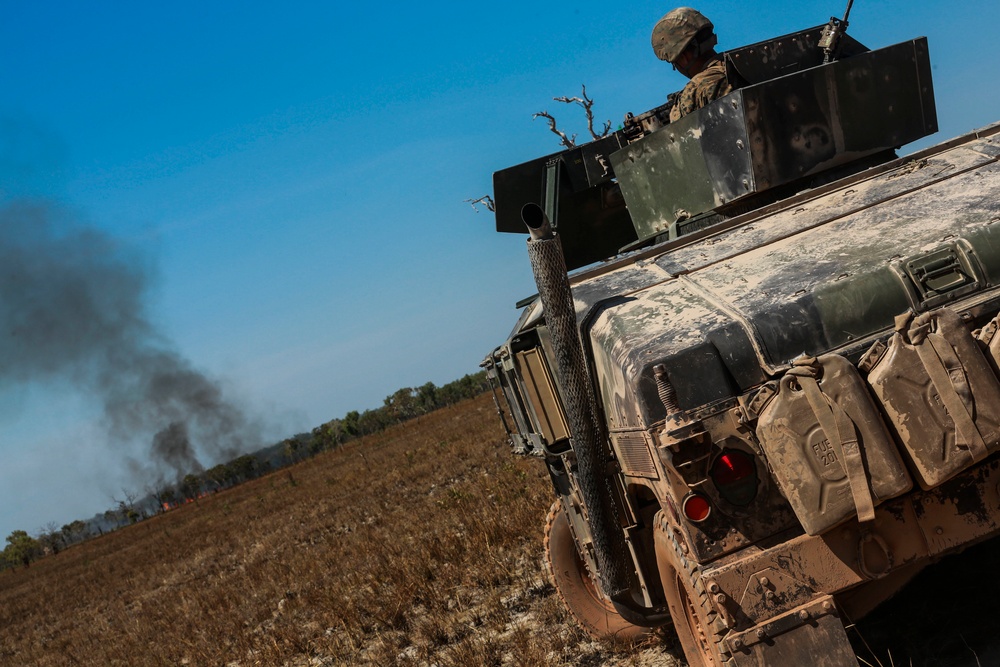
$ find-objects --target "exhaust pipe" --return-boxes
[522,202,554,241]
[521,203,633,603]
[522,204,669,626]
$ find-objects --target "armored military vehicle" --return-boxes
[482,19,1000,667]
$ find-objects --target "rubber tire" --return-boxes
[654,514,733,667]
[544,500,654,642]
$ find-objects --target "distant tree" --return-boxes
[112,490,142,524]
[103,508,122,529]
[61,520,89,546]
[122,503,140,524]
[36,522,63,556]
[150,484,178,512]
[416,382,439,413]
[435,371,489,407]
[328,419,347,445]
[384,387,419,422]
[311,425,329,451]
[74,519,90,537]
[311,420,348,454]
[282,437,303,464]
[180,474,203,501]
[205,464,232,490]
[357,408,390,436]
[261,370,492,492]
[231,454,259,482]
[308,428,326,456]
[436,381,463,406]
[36,531,62,556]
[4,530,41,568]
[342,410,361,439]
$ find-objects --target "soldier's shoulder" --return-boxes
[693,57,728,84]
[669,79,699,121]
[692,58,732,99]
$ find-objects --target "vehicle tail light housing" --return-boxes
[711,449,759,506]
[682,493,712,522]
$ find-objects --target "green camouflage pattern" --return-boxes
[651,7,713,62]
[668,55,732,122]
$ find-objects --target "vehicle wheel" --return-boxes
[544,499,655,642]
[653,512,733,667]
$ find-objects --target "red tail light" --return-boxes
[682,493,712,522]
[712,451,755,484]
[711,449,758,506]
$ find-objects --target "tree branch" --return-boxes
[464,195,496,213]
[553,85,611,140]
[532,111,577,149]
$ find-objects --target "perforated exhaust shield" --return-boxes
[525,223,630,599]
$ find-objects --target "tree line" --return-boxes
[1,371,490,571]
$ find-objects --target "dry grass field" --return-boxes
[0,394,682,667]
[4,391,1000,667]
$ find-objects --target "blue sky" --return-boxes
[1,0,998,538]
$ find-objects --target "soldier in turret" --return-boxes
[651,7,733,122]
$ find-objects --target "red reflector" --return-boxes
[683,494,711,522]
[712,451,755,485]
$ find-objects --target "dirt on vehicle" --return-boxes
[484,18,1000,667]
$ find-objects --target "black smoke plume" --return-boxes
[0,199,258,485]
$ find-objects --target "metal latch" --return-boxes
[892,240,982,310]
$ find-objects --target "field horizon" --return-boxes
[4,392,1000,666]
[0,394,684,666]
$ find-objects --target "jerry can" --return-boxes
[862,308,1000,489]
[756,354,911,536]
[975,314,1000,376]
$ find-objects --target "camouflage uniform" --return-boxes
[668,55,732,122]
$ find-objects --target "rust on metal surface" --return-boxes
[703,457,1000,629]
[726,596,856,667]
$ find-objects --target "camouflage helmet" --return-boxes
[651,7,714,63]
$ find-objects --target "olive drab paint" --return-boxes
[484,20,1000,667]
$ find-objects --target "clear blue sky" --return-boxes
[1,0,998,538]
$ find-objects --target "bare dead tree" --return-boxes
[533,85,612,149]
[464,195,496,213]
[532,110,577,149]
[553,85,612,141]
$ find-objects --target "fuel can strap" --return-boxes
[907,313,989,461]
[790,363,876,523]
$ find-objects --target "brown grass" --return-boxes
[0,394,681,667]
[7,392,1000,666]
